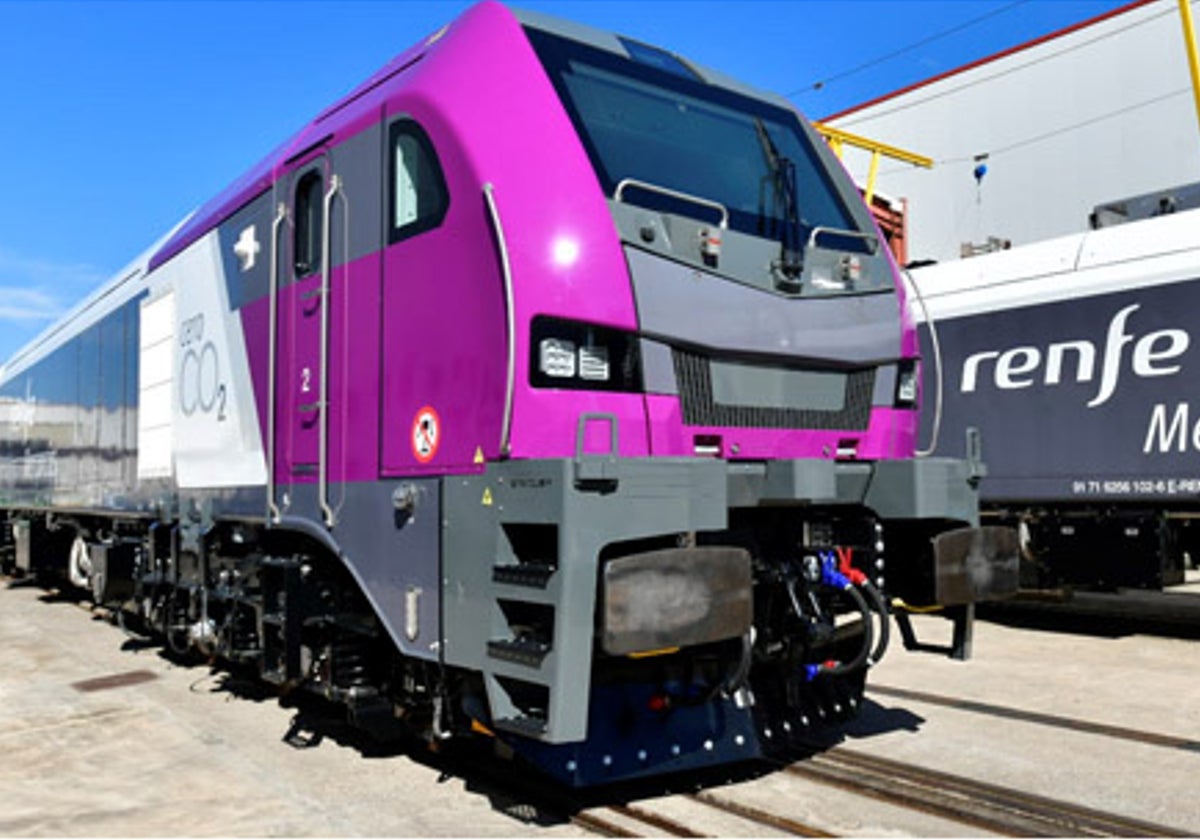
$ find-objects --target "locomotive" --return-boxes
[0,2,1015,786]
[910,198,1200,593]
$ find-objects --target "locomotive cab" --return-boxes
[428,8,1020,784]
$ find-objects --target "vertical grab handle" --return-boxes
[318,174,344,528]
[266,202,286,525]
[483,183,516,458]
[902,268,943,458]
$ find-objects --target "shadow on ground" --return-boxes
[209,689,929,827]
[8,578,932,827]
[978,600,1200,641]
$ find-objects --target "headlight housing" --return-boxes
[895,358,920,408]
[530,316,642,392]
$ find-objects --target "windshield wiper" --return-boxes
[754,118,804,286]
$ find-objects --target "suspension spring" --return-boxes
[332,639,371,689]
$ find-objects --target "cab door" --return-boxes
[279,157,326,474]
[272,148,338,522]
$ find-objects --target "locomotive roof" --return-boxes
[0,217,190,379]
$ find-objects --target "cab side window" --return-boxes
[294,169,324,277]
[388,120,449,244]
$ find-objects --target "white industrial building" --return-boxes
[825,0,1200,264]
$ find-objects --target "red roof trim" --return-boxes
[820,0,1158,123]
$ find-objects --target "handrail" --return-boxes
[901,268,943,458]
[318,174,343,527]
[806,225,880,254]
[483,183,516,458]
[613,178,729,229]
[266,201,286,524]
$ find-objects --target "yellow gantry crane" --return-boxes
[811,122,932,206]
[818,0,1200,189]
[810,124,932,263]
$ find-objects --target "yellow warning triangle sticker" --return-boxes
[481,487,494,506]
[473,446,485,465]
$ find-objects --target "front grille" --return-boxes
[672,349,875,430]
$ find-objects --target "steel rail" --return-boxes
[570,810,644,838]
[786,747,1191,837]
[578,790,838,838]
[685,791,835,837]
[607,804,706,837]
[869,683,1200,754]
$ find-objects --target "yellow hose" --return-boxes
[891,598,944,614]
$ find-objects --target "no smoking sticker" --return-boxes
[412,406,440,464]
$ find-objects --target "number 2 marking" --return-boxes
[301,367,312,393]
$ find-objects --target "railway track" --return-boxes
[571,803,704,838]
[869,683,1200,754]
[684,792,834,837]
[785,747,1191,837]
[557,737,1194,838]
[568,743,1193,837]
[64,658,1186,840]
[570,792,834,837]
[11,577,1194,838]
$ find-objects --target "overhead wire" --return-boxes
[833,2,1176,125]
[788,0,1031,98]
[864,85,1191,181]
[938,87,1192,164]
[832,2,1185,178]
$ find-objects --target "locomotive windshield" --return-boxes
[525,28,860,246]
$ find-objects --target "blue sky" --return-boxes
[0,0,1128,362]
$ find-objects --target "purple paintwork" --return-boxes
[421,4,643,463]
[243,253,387,485]
[198,0,921,487]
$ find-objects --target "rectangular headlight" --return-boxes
[578,345,610,381]
[895,359,919,407]
[539,338,577,378]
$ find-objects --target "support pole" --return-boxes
[1180,0,1200,144]
[865,150,882,206]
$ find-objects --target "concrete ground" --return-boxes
[851,606,1200,834]
[0,583,587,837]
[1,578,1197,836]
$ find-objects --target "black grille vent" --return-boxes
[672,350,875,430]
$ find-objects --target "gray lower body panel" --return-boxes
[439,454,1007,745]
[441,458,728,743]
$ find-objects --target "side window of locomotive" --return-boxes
[294,170,324,277]
[388,120,448,244]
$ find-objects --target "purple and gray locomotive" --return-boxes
[0,2,1014,785]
